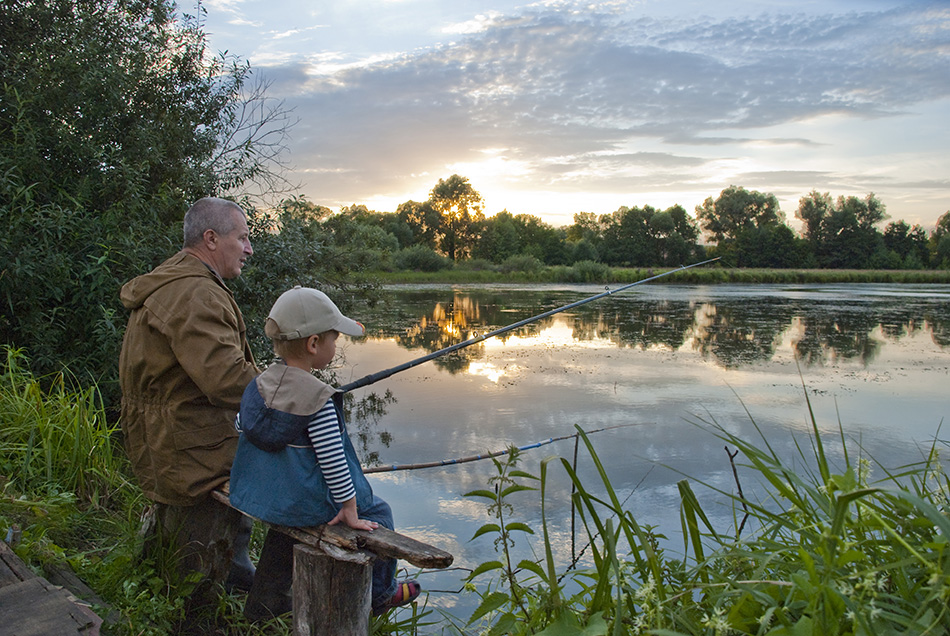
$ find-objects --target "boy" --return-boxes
[229,285,420,621]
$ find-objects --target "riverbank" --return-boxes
[372,265,950,285]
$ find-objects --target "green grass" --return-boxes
[0,347,131,508]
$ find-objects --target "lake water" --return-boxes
[335,283,950,622]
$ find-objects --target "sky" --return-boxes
[197,0,950,231]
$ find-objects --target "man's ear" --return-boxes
[203,228,218,250]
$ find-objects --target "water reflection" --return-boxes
[339,284,949,624]
[363,284,949,378]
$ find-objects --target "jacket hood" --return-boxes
[120,252,219,310]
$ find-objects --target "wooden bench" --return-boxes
[211,484,454,636]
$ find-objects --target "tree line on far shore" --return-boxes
[292,174,950,274]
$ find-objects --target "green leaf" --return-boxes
[487,613,518,636]
[764,615,813,636]
[470,523,501,541]
[504,521,535,535]
[516,559,548,580]
[500,483,537,497]
[579,613,608,636]
[468,560,504,579]
[467,591,511,624]
[464,488,499,501]
[534,610,608,636]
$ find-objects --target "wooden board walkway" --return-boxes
[0,540,103,636]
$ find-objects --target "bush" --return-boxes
[394,245,454,272]
[235,205,382,362]
[570,238,599,263]
[0,0,290,411]
[499,254,543,274]
[457,258,498,272]
[569,259,611,282]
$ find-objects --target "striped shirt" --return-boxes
[307,400,356,504]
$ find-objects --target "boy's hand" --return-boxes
[328,498,379,532]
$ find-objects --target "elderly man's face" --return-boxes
[216,209,253,279]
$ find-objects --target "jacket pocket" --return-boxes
[173,422,238,450]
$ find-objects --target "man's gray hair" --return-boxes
[182,197,245,248]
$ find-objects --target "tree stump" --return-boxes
[293,542,373,636]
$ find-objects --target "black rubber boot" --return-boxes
[244,529,295,622]
[226,515,256,593]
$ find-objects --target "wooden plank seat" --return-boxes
[211,483,453,636]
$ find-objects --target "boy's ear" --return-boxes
[307,334,320,352]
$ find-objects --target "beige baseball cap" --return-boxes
[265,286,364,340]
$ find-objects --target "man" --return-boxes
[118,197,259,602]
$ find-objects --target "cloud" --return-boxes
[249,3,949,216]
[202,0,254,25]
[270,25,327,40]
[442,11,506,35]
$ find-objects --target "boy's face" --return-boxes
[310,330,339,370]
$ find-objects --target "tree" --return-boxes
[513,214,570,265]
[566,212,601,244]
[474,211,522,263]
[396,200,441,250]
[796,191,833,246]
[933,211,950,243]
[930,211,950,268]
[599,205,701,267]
[734,224,810,268]
[0,0,293,405]
[321,205,400,271]
[883,220,928,269]
[650,205,701,265]
[816,195,888,269]
[696,186,783,245]
[570,239,599,263]
[210,71,298,203]
[565,212,603,263]
[235,199,382,361]
[599,207,653,266]
[907,224,929,268]
[429,175,484,261]
[841,193,887,230]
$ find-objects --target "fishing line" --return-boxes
[340,257,719,393]
[362,423,642,474]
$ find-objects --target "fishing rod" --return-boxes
[362,423,641,474]
[340,256,719,393]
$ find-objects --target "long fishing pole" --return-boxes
[362,423,641,474]
[340,257,719,393]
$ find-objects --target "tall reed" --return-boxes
[0,346,132,509]
[463,385,950,634]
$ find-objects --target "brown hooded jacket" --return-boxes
[119,251,259,505]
